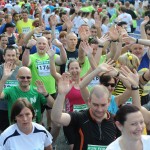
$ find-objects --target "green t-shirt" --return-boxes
[3,86,47,123]
[29,53,57,94]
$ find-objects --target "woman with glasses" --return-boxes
[79,60,134,115]
[0,98,53,150]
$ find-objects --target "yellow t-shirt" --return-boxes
[16,19,34,34]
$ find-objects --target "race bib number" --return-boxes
[22,27,31,34]
[73,104,88,112]
[4,80,18,88]
[87,145,107,150]
[36,60,50,76]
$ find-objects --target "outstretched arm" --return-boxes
[51,73,73,126]
[79,60,114,103]
[0,63,14,99]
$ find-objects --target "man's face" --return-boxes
[89,93,109,122]
[36,37,48,54]
[90,28,97,37]
[90,43,98,56]
[66,34,77,50]
[22,13,28,21]
[131,44,144,59]
[14,14,20,22]
[5,15,12,23]
[17,69,32,88]
[3,49,17,64]
[0,37,8,45]
[43,34,52,46]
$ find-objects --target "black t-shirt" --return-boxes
[67,109,119,150]
[126,9,137,20]
[60,49,78,74]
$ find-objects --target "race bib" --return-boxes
[36,60,50,76]
[22,27,31,34]
[87,145,107,150]
[73,104,88,112]
[4,80,18,88]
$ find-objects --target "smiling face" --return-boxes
[88,85,110,122]
[16,107,33,134]
[68,61,81,80]
[17,67,32,89]
[3,49,17,64]
[131,44,144,60]
[119,111,145,140]
[36,37,48,55]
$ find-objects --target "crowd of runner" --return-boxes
[0,0,150,149]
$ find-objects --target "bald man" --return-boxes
[51,73,118,150]
[60,32,78,74]
[0,65,54,124]
[22,36,66,96]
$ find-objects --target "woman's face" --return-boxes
[60,36,67,45]
[68,61,81,80]
[102,78,116,94]
[15,107,33,134]
[121,111,145,140]
[131,44,144,59]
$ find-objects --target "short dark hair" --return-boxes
[115,104,140,125]
[100,74,117,85]
[11,98,35,123]
[3,45,17,56]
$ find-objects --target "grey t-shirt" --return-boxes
[0,64,20,110]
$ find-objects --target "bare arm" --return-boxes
[80,61,114,102]
[52,39,67,65]
[22,48,31,67]
[140,16,149,39]
[47,49,61,82]
[51,73,72,126]
[0,63,15,99]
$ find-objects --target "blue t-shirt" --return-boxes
[138,53,150,71]
[108,95,118,115]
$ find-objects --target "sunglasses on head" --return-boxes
[103,83,116,87]
[19,76,31,79]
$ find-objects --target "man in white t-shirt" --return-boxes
[117,6,132,33]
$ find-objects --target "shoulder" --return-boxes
[106,137,121,150]
[0,124,19,142]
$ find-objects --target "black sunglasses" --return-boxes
[147,33,150,36]
[19,76,31,79]
[103,83,116,87]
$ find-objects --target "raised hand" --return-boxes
[58,72,73,95]
[94,13,102,29]
[98,59,114,73]
[35,80,48,96]
[3,62,14,79]
[108,26,119,41]
[52,39,63,48]
[97,34,110,46]
[34,26,44,34]
[120,66,139,88]
[80,41,93,56]
[47,47,56,58]
[141,16,149,26]
[78,26,91,41]
[49,15,57,27]
[26,39,37,48]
